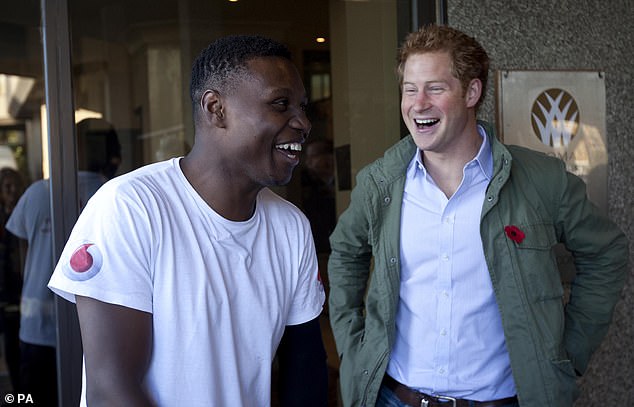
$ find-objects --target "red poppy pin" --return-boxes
[504,225,525,244]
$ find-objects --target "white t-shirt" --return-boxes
[48,158,324,406]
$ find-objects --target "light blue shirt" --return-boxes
[386,126,517,400]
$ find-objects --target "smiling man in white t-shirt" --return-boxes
[49,35,327,406]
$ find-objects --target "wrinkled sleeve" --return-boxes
[556,167,629,374]
[6,182,44,241]
[327,168,374,358]
[48,182,154,313]
[286,215,325,326]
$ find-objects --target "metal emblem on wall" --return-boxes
[495,70,608,288]
[496,70,608,214]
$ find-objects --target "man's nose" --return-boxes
[290,111,311,139]
[412,92,431,111]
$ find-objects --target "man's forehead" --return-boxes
[402,52,454,78]
[244,58,305,91]
[245,55,289,67]
[404,50,451,65]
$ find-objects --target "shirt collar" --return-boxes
[474,124,494,181]
[408,124,494,181]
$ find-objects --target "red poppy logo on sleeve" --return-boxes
[63,243,103,281]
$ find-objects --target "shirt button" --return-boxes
[390,257,397,264]
[438,368,445,375]
[441,254,449,261]
[440,328,447,336]
[384,196,391,204]
[442,291,449,298]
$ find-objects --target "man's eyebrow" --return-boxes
[263,86,292,96]
[264,86,308,101]
[402,80,447,86]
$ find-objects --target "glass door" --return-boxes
[2,0,440,404]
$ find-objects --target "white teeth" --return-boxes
[276,142,302,151]
[415,118,438,125]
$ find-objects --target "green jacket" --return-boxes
[328,122,629,407]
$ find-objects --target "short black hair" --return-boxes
[190,35,292,118]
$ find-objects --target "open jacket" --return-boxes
[328,121,629,407]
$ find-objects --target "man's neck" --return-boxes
[421,127,483,198]
[180,153,260,222]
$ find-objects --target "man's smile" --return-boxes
[275,141,302,160]
[414,118,440,129]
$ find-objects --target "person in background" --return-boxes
[299,138,336,318]
[6,118,121,406]
[327,24,628,407]
[301,138,336,255]
[0,167,25,392]
[48,35,327,406]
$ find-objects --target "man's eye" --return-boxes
[273,100,289,110]
[300,103,308,112]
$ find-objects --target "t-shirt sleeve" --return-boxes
[285,215,325,326]
[48,182,154,313]
[6,184,36,240]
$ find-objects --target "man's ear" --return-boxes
[465,78,482,109]
[201,89,226,128]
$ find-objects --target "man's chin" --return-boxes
[266,173,294,187]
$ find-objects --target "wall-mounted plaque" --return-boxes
[495,70,607,214]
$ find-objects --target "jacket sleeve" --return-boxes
[556,166,629,374]
[327,168,374,359]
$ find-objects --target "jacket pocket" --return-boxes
[339,314,367,407]
[514,222,556,249]
[513,223,567,356]
[343,312,366,354]
[512,222,562,301]
[545,358,580,405]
